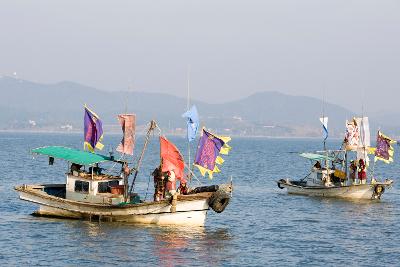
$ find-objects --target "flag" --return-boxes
[116,114,136,155]
[356,117,371,164]
[345,118,360,150]
[319,117,328,141]
[84,105,104,152]
[194,129,231,179]
[375,131,396,163]
[182,105,199,142]
[359,117,371,147]
[160,136,185,180]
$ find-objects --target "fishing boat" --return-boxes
[15,107,233,226]
[277,152,393,200]
[277,117,395,200]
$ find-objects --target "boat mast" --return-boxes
[186,65,192,183]
[344,142,348,180]
[322,90,326,151]
[321,90,331,185]
[125,82,133,113]
[122,82,131,201]
[128,120,157,196]
[360,94,368,181]
[321,90,328,173]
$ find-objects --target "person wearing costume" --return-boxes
[313,161,322,170]
[349,160,357,184]
[358,159,367,184]
[178,179,189,195]
[165,170,177,197]
[152,166,165,201]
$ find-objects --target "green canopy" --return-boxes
[299,152,336,162]
[32,146,113,166]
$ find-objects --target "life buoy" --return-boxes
[374,185,385,198]
[209,190,230,213]
[277,179,286,189]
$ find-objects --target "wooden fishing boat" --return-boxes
[277,117,395,200]
[277,180,392,200]
[15,146,232,226]
[16,102,234,226]
[277,154,393,200]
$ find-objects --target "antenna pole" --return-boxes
[125,81,133,114]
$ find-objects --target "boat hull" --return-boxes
[277,179,393,200]
[34,205,208,226]
[16,185,213,226]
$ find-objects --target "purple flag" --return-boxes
[84,106,104,152]
[194,129,224,171]
[374,131,395,163]
[376,134,390,160]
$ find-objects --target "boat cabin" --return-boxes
[307,169,335,186]
[33,146,128,205]
[300,152,346,187]
[66,169,124,205]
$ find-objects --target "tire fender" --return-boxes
[209,190,231,213]
[277,179,286,189]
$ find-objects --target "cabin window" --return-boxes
[98,180,120,193]
[75,180,89,193]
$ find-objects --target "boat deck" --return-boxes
[15,184,213,208]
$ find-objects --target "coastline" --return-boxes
[0,129,345,140]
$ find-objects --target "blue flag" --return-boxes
[182,105,199,142]
[320,117,328,141]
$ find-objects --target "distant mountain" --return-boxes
[0,76,369,137]
[368,111,400,137]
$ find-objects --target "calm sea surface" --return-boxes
[1,132,399,266]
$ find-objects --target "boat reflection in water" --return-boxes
[58,220,233,266]
[152,227,232,267]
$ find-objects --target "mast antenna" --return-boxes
[125,80,133,114]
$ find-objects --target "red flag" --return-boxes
[116,114,136,155]
[160,136,184,180]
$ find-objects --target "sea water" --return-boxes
[0,132,399,266]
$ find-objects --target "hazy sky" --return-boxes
[1,0,399,113]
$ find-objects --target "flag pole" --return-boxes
[321,90,327,173]
[322,90,326,151]
[371,130,380,180]
[187,65,191,183]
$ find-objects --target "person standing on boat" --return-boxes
[313,161,322,170]
[152,166,165,201]
[70,163,82,176]
[358,159,367,184]
[165,170,177,198]
[178,178,189,195]
[349,160,357,184]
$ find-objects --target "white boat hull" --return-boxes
[277,179,393,200]
[35,205,208,226]
[16,186,215,226]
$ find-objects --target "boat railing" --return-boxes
[67,171,122,181]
